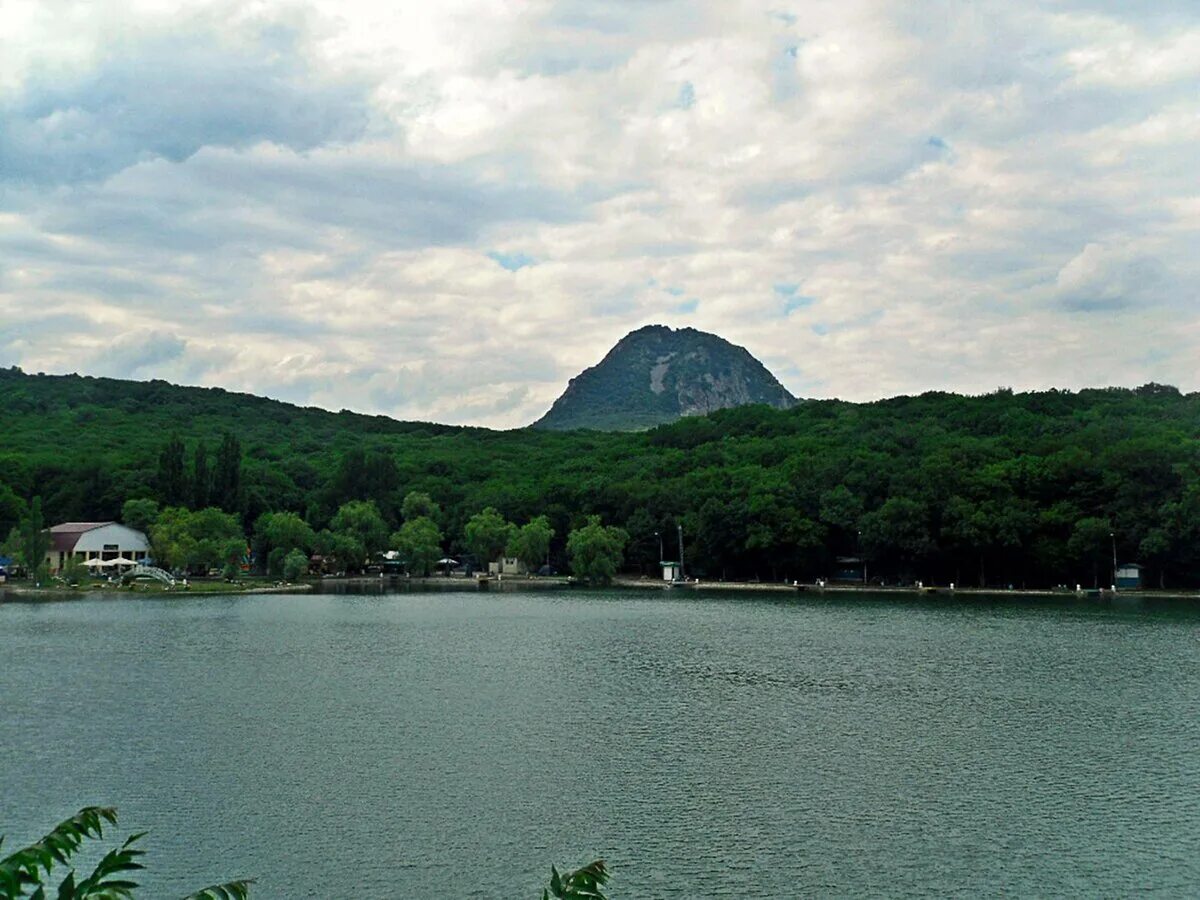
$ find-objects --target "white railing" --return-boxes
[129,565,175,586]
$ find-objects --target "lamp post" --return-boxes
[654,531,663,567]
[858,529,866,584]
[1110,531,1118,591]
[677,524,685,582]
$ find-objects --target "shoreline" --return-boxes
[4,575,1197,603]
[0,581,314,601]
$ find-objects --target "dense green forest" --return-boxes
[2,367,1198,588]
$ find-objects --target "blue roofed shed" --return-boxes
[1116,563,1142,589]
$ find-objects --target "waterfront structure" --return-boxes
[44,522,151,574]
[833,556,866,582]
[661,561,682,582]
[1115,563,1143,589]
[488,557,527,576]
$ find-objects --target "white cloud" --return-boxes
[0,0,1197,427]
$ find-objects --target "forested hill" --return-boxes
[2,365,1198,588]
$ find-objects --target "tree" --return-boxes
[861,497,932,579]
[509,516,554,573]
[1068,516,1114,587]
[254,511,316,565]
[17,496,49,581]
[401,491,440,523]
[267,546,289,579]
[393,516,442,576]
[0,482,25,541]
[819,485,863,532]
[0,805,252,898]
[567,516,627,584]
[150,507,243,573]
[121,498,159,534]
[211,432,242,513]
[156,435,187,507]
[191,441,211,509]
[464,507,514,567]
[60,555,88,587]
[329,500,389,569]
[282,548,309,582]
[1139,528,1172,589]
[314,528,363,573]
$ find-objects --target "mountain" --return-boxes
[531,325,797,431]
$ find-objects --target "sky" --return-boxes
[1,0,1197,428]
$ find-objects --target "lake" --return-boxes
[2,588,1199,897]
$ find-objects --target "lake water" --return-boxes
[2,588,1199,897]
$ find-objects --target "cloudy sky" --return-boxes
[1,1,1197,428]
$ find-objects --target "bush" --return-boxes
[282,548,308,582]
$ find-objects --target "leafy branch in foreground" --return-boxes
[0,807,252,899]
[543,859,610,900]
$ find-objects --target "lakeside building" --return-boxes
[488,557,527,576]
[833,556,866,582]
[1116,563,1143,589]
[44,522,151,574]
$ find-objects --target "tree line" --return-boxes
[2,367,1199,588]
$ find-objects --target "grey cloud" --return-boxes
[91,330,188,377]
[0,22,371,186]
[27,147,583,259]
[1053,244,1169,312]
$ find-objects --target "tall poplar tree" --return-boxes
[191,441,210,509]
[156,435,187,507]
[212,432,242,512]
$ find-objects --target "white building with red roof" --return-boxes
[46,522,151,573]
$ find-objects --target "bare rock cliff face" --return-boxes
[532,325,797,431]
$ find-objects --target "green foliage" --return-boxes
[267,547,288,579]
[401,491,440,523]
[211,432,242,513]
[120,498,159,534]
[542,860,610,900]
[0,482,25,542]
[156,435,188,508]
[0,806,252,899]
[184,880,255,900]
[192,441,211,509]
[4,368,1200,588]
[392,516,442,576]
[150,507,243,573]
[254,511,315,563]
[282,548,309,582]
[17,497,49,580]
[60,556,89,587]
[329,500,389,569]
[464,507,514,566]
[509,516,554,572]
[567,516,627,584]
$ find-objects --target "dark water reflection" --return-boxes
[2,590,1199,897]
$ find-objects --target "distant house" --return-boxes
[1115,563,1143,589]
[44,522,151,574]
[488,557,526,576]
[833,556,866,582]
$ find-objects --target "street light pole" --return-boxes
[1110,531,1118,591]
[677,524,685,582]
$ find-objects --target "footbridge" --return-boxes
[127,565,176,586]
